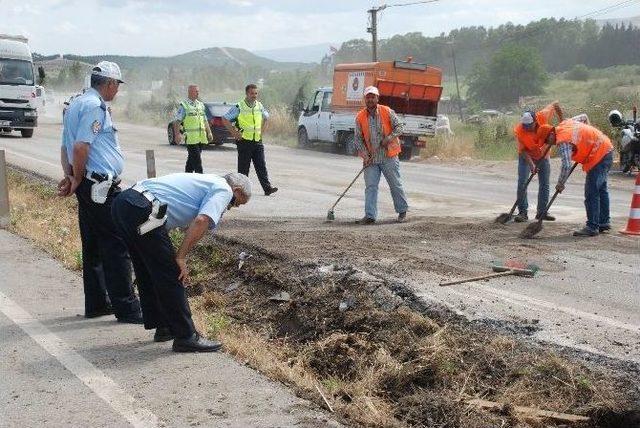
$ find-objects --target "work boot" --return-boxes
[599,225,611,233]
[573,227,599,237]
[265,187,278,196]
[172,333,223,353]
[85,305,114,319]
[397,212,407,223]
[154,327,175,343]
[355,216,375,225]
[513,212,528,223]
[535,213,556,221]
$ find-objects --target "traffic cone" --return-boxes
[620,173,640,236]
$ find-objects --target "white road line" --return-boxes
[0,291,158,428]
[2,149,60,169]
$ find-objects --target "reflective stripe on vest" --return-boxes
[356,105,401,158]
[181,100,207,145]
[555,120,613,172]
[237,99,263,142]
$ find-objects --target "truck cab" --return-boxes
[297,87,334,146]
[0,34,39,138]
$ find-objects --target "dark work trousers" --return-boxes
[75,178,141,318]
[236,139,272,192]
[111,189,197,339]
[185,143,204,173]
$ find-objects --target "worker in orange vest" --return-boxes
[538,121,614,236]
[353,86,408,224]
[512,101,564,222]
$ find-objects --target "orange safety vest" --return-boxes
[513,104,556,160]
[554,120,613,172]
[356,105,401,158]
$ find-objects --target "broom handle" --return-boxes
[329,167,365,211]
[536,161,579,222]
[439,270,514,286]
[506,145,553,217]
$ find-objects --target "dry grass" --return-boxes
[265,103,297,146]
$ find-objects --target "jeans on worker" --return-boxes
[185,144,204,173]
[237,139,273,193]
[584,151,613,232]
[75,178,141,318]
[364,155,408,220]
[111,189,197,339]
[516,154,550,216]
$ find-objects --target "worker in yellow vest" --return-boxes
[173,85,213,173]
[353,86,408,224]
[222,84,278,196]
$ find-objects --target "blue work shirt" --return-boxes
[138,173,233,230]
[61,88,124,177]
[223,102,270,121]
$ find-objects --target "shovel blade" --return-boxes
[326,210,335,222]
[520,221,543,239]
[495,213,512,224]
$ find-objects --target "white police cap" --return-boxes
[91,61,124,83]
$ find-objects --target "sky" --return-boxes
[1,0,638,57]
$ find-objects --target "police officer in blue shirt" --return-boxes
[57,61,142,323]
[111,172,252,352]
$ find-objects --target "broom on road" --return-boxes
[326,167,365,221]
[495,145,553,224]
[520,162,579,239]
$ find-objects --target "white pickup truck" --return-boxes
[297,60,443,160]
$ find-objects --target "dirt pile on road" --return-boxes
[185,236,639,427]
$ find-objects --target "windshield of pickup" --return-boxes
[0,59,34,86]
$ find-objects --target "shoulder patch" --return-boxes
[91,120,101,134]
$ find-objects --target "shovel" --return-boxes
[326,167,365,221]
[439,261,539,286]
[495,145,552,224]
[520,162,579,239]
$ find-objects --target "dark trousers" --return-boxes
[75,178,140,318]
[237,139,272,192]
[584,151,613,231]
[111,189,196,339]
[185,144,203,173]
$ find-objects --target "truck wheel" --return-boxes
[167,124,175,145]
[344,133,356,156]
[297,127,309,148]
[399,144,414,161]
[21,129,34,138]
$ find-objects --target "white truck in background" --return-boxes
[0,34,40,138]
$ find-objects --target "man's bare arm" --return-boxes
[175,214,212,283]
[222,118,242,140]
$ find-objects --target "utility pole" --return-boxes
[366,1,438,63]
[448,41,464,121]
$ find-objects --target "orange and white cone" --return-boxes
[620,173,640,236]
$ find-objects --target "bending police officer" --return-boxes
[57,61,142,323]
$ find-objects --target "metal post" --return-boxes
[449,42,464,121]
[0,150,10,228]
[368,8,378,62]
[145,150,156,178]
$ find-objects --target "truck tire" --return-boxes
[344,132,356,156]
[167,124,176,145]
[399,143,414,161]
[297,127,309,148]
[21,129,34,138]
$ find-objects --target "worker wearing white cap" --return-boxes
[353,85,408,224]
[512,101,563,223]
[57,61,143,323]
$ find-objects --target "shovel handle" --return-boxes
[506,145,553,217]
[329,167,365,211]
[439,270,514,286]
[536,161,579,222]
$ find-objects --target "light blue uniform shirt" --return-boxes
[138,173,233,230]
[61,88,124,176]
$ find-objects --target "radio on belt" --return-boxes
[138,199,168,235]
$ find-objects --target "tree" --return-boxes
[466,43,548,107]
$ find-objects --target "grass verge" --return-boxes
[6,167,639,427]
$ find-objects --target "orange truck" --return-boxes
[297,59,443,159]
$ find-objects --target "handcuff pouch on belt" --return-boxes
[137,198,168,235]
[87,172,114,204]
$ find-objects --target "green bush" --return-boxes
[566,64,590,81]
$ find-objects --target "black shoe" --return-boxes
[154,327,175,343]
[535,213,556,221]
[573,227,599,237]
[172,333,223,353]
[355,216,375,225]
[117,313,144,324]
[599,225,611,233]
[397,212,407,223]
[85,305,114,319]
[514,213,528,223]
[265,187,278,196]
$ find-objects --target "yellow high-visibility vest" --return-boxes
[181,100,207,145]
[237,99,264,142]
